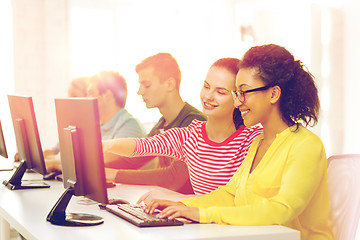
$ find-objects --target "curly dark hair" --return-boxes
[211,58,244,129]
[239,44,319,127]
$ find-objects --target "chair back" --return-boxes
[327,154,360,240]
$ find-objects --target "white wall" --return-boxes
[0,0,15,155]
[9,0,247,149]
[3,0,360,156]
[11,0,70,149]
[343,1,360,154]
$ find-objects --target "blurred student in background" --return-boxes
[143,44,334,240]
[103,58,262,202]
[87,71,146,140]
[46,71,146,172]
[66,76,89,98]
[43,76,90,159]
[104,52,207,194]
[19,77,89,166]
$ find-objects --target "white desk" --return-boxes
[0,171,300,240]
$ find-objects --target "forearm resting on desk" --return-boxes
[102,138,136,163]
[106,160,193,193]
[43,150,61,172]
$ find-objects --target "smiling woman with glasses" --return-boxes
[231,85,271,103]
[145,44,334,240]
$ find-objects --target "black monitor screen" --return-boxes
[0,119,13,171]
[0,120,8,159]
[47,98,108,226]
[3,95,49,190]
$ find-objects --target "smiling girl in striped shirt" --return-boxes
[103,58,262,201]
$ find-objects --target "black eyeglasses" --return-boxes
[232,85,271,103]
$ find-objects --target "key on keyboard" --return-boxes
[105,204,184,227]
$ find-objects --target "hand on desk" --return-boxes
[14,153,20,161]
[14,150,61,172]
[105,168,118,182]
[144,199,200,223]
[44,156,62,172]
[14,149,62,172]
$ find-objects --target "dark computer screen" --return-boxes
[0,119,14,171]
[47,98,108,226]
[0,120,8,159]
[3,95,49,189]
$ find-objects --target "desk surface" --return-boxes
[0,171,300,240]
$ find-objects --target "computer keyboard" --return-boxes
[104,204,184,227]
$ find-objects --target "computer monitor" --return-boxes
[3,95,49,189]
[0,120,8,159]
[0,120,13,171]
[47,98,108,226]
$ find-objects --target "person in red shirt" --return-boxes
[103,58,262,202]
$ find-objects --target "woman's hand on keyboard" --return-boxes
[144,199,200,223]
[144,199,183,214]
[158,204,200,223]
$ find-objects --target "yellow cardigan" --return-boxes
[181,125,334,240]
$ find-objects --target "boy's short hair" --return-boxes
[135,53,181,89]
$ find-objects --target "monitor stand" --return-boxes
[47,187,104,226]
[2,160,50,190]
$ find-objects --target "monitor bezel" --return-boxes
[7,95,47,174]
[47,97,108,226]
[0,120,8,159]
[55,97,108,204]
[3,95,49,190]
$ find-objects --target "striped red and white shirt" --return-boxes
[131,120,262,195]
